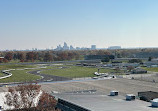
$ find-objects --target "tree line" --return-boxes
[0,50,111,63]
[1,48,158,63]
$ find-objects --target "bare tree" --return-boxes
[5,84,59,111]
[5,84,41,110]
[37,92,58,111]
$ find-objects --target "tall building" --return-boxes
[56,45,62,50]
[54,42,95,51]
[91,45,96,50]
[63,42,69,50]
[70,45,75,50]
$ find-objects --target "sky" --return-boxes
[1,0,158,50]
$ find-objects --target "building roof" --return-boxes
[54,93,158,111]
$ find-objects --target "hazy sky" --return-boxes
[1,0,158,50]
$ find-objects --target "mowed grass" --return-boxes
[0,64,41,83]
[0,64,35,70]
[41,66,114,78]
[0,70,41,83]
[0,72,5,77]
[142,67,158,72]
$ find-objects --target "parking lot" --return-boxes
[40,78,158,96]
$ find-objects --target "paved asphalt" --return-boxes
[28,70,71,82]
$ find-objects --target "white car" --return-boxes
[93,77,98,79]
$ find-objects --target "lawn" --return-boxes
[142,67,158,72]
[0,64,41,83]
[0,69,41,83]
[0,72,5,77]
[41,66,114,78]
[0,64,36,70]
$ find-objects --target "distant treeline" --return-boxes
[0,50,112,63]
[1,48,158,63]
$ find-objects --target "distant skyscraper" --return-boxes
[54,42,94,51]
[63,42,69,50]
[70,45,75,50]
[56,45,62,50]
[91,45,96,50]
[64,42,67,47]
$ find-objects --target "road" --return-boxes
[28,70,71,82]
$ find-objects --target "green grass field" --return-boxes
[0,64,41,83]
[0,64,35,70]
[41,66,115,78]
[142,67,158,72]
[0,72,5,77]
[0,70,41,83]
[0,63,124,83]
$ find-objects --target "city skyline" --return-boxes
[1,0,158,50]
[1,41,124,51]
[54,42,97,51]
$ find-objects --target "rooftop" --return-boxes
[54,93,158,111]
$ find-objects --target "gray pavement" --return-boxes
[28,70,71,82]
[0,78,158,110]
[54,93,157,111]
[1,78,158,96]
[40,78,158,96]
